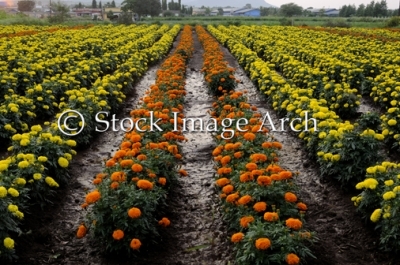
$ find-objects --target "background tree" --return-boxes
[205,6,211,15]
[364,1,375,16]
[99,1,102,8]
[48,1,70,23]
[17,0,35,12]
[121,0,161,20]
[280,2,303,17]
[356,3,365,16]
[217,7,223,15]
[245,3,251,8]
[162,0,167,10]
[111,0,116,7]
[92,0,97,8]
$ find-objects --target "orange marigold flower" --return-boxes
[114,150,127,159]
[130,134,141,142]
[131,163,143,173]
[130,238,141,250]
[286,253,300,265]
[234,151,242,159]
[262,142,272,148]
[158,217,171,227]
[240,172,254,182]
[179,169,188,176]
[240,216,255,228]
[299,232,312,239]
[222,184,234,194]
[158,177,167,186]
[128,207,141,219]
[106,159,116,167]
[296,202,307,211]
[76,225,87,238]
[137,179,153,190]
[231,232,244,243]
[112,229,124,240]
[257,176,272,186]
[221,155,231,165]
[285,218,302,230]
[264,212,279,222]
[251,169,264,176]
[93,178,102,185]
[284,192,297,203]
[216,178,230,187]
[111,171,125,182]
[120,141,132,149]
[251,153,267,163]
[81,202,89,209]
[255,238,271,250]
[226,193,239,203]
[279,171,293,180]
[85,190,101,204]
[120,159,134,168]
[272,141,283,149]
[237,195,252,205]
[110,181,119,189]
[137,154,147,161]
[243,132,256,141]
[245,163,257,171]
[253,202,267,212]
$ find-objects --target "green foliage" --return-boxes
[280,3,303,17]
[356,112,381,131]
[323,19,351,28]
[385,16,400,27]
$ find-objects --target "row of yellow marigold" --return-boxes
[0,24,168,141]
[0,25,181,261]
[196,25,315,265]
[209,24,384,186]
[76,25,193,254]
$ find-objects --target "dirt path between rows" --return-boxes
[221,45,395,265]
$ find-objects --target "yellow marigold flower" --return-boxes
[38,156,48,162]
[383,213,391,219]
[3,237,14,249]
[15,178,26,186]
[364,178,379,189]
[388,119,397,126]
[384,180,394,186]
[12,134,22,141]
[0,186,7,197]
[58,157,69,168]
[8,188,19,197]
[370,209,382,222]
[0,164,7,172]
[366,167,376,174]
[20,139,30,146]
[18,161,30,168]
[66,140,77,147]
[64,153,72,161]
[45,177,59,188]
[383,191,396,200]
[33,173,42,180]
[8,204,18,213]
[15,211,24,219]
[393,186,400,193]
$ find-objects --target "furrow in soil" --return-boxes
[147,31,234,265]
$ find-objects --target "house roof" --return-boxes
[233,8,260,14]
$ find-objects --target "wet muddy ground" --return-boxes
[10,29,397,265]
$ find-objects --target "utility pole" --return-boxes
[398,0,400,16]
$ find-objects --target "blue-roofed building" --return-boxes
[233,8,260,17]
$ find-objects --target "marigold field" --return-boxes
[1,24,400,265]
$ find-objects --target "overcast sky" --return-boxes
[265,0,399,9]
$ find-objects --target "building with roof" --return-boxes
[309,8,339,16]
[233,8,260,17]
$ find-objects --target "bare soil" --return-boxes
[8,29,397,265]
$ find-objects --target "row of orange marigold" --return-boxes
[196,25,316,265]
[75,25,193,255]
